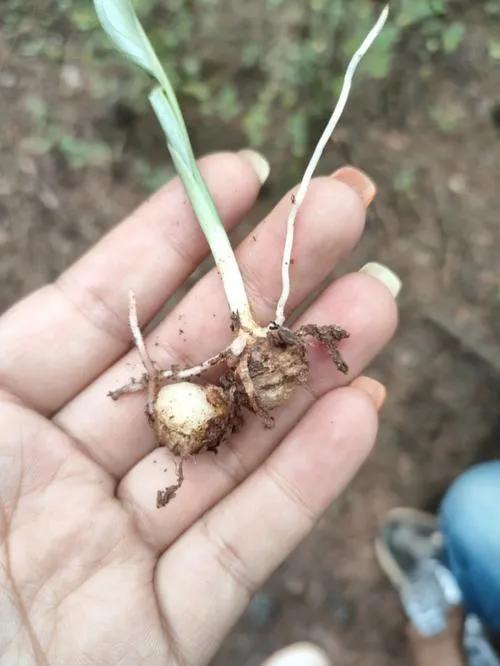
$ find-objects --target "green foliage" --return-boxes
[133,158,174,192]
[22,89,113,169]
[287,113,308,159]
[7,0,482,181]
[204,85,241,122]
[396,0,446,27]
[489,40,500,60]
[68,5,99,31]
[394,168,417,193]
[429,100,465,134]
[57,135,112,168]
[24,130,112,169]
[442,22,465,54]
[60,0,470,164]
[242,105,268,148]
[24,95,49,122]
[485,1,500,16]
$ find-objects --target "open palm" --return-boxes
[0,152,397,665]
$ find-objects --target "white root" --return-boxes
[274,4,390,326]
[160,348,230,380]
[128,290,157,415]
[109,344,231,402]
[109,298,254,403]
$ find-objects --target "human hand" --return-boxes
[0,151,397,665]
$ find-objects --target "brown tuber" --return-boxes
[152,382,233,457]
[247,336,308,409]
[228,330,309,420]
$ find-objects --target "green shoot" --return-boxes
[94,0,390,334]
[94,0,256,329]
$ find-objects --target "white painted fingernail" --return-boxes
[239,149,271,185]
[261,642,331,666]
[359,262,402,299]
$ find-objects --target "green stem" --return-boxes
[94,0,256,330]
[150,89,255,330]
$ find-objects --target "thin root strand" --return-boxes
[108,374,148,401]
[297,324,350,374]
[274,5,390,326]
[128,290,157,416]
[156,459,185,508]
[109,324,233,403]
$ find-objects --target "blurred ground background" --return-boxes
[1,0,500,663]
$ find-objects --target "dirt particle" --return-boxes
[230,311,240,332]
[297,324,349,374]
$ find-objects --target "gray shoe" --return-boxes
[376,508,460,636]
[464,614,500,666]
[376,508,499,665]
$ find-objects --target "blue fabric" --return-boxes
[439,461,500,634]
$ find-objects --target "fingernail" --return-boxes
[332,165,377,207]
[261,642,331,666]
[239,149,271,185]
[350,376,387,411]
[359,261,402,299]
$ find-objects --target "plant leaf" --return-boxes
[148,87,191,166]
[442,22,465,54]
[94,0,191,150]
[94,0,167,87]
